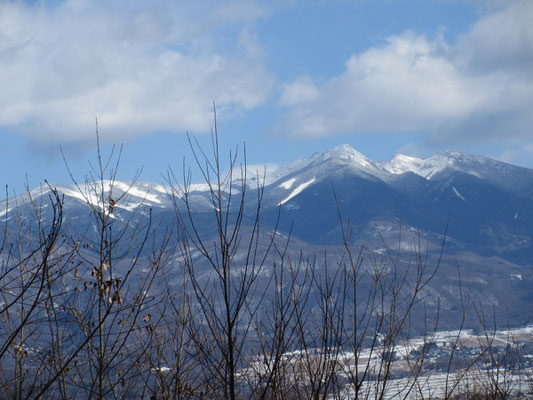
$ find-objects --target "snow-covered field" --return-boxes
[241,325,533,399]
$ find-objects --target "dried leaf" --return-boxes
[112,291,123,305]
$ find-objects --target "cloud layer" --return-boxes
[2,0,532,148]
[280,0,533,142]
[0,0,274,143]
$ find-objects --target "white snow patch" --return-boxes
[382,154,425,175]
[112,181,162,204]
[278,178,316,206]
[59,187,97,205]
[382,151,491,180]
[383,153,456,179]
[189,183,211,192]
[452,186,466,201]
[115,202,144,212]
[58,181,165,207]
[279,177,296,190]
[144,183,168,194]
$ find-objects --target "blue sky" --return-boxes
[1,0,533,194]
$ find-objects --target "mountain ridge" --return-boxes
[2,144,532,265]
[4,144,530,202]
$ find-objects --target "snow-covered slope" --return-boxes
[382,151,506,179]
[262,144,393,207]
[0,180,175,221]
[270,144,387,184]
[382,153,452,179]
[56,180,173,211]
[382,150,530,180]
[268,145,533,190]
[381,150,533,196]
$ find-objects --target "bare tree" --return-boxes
[0,183,64,399]
[167,106,278,400]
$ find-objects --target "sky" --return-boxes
[1,0,533,194]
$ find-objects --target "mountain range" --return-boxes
[3,144,533,264]
[259,145,533,263]
[2,145,533,328]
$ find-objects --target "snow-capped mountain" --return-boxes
[2,144,533,264]
[382,151,533,196]
[382,151,488,179]
[267,145,533,199]
[262,145,531,208]
[252,145,533,263]
[269,144,387,183]
[3,144,533,329]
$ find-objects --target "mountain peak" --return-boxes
[324,144,367,160]
[268,144,379,185]
[382,154,424,175]
[319,144,379,171]
[326,143,360,156]
[382,150,529,180]
[383,151,472,179]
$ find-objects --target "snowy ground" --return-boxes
[241,325,533,399]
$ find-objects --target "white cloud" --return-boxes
[525,144,533,155]
[490,149,517,164]
[246,163,279,184]
[394,143,433,159]
[279,80,320,106]
[279,0,533,143]
[454,0,533,77]
[0,0,275,143]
